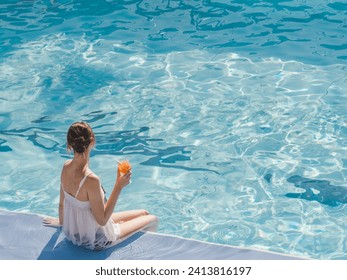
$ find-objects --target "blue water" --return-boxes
[1,0,347,259]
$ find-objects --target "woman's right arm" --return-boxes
[58,183,64,225]
[58,165,68,225]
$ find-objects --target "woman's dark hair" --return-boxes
[67,122,95,154]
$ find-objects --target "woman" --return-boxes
[43,121,158,250]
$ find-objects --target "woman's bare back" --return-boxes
[61,160,98,202]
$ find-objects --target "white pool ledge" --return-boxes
[0,210,305,260]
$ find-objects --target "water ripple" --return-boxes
[1,0,346,64]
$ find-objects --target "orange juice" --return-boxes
[118,160,132,174]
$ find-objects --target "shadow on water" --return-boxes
[285,175,347,207]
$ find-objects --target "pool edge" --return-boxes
[0,209,307,260]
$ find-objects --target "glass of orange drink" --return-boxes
[118,159,132,175]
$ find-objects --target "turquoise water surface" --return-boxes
[1,0,347,259]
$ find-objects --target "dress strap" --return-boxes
[75,172,92,198]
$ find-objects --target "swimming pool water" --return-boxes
[1,0,347,259]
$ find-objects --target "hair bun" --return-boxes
[72,136,88,153]
[67,122,95,154]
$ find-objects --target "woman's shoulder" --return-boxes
[63,159,72,167]
[84,174,102,196]
[85,172,101,187]
[61,160,72,177]
[87,172,100,182]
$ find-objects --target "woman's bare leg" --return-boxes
[111,209,149,224]
[118,214,158,239]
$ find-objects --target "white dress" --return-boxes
[62,173,121,250]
